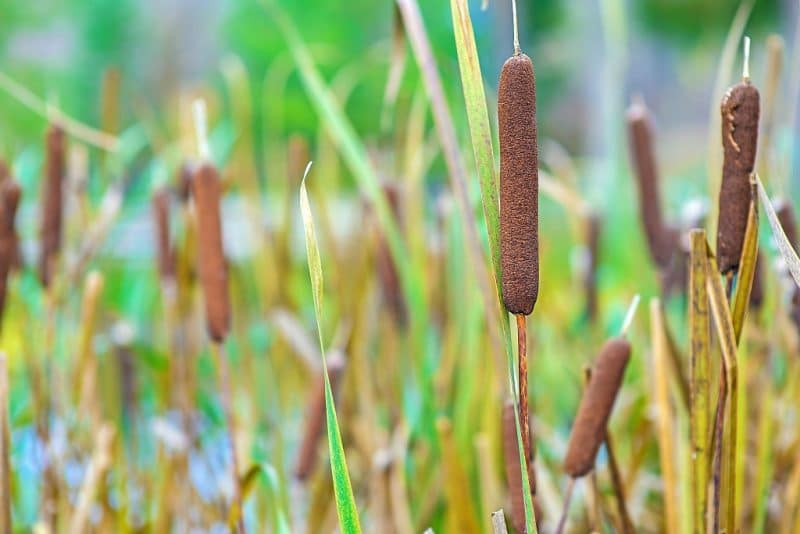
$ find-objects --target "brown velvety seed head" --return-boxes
[295,353,346,480]
[191,163,230,343]
[717,82,760,274]
[626,99,673,268]
[152,188,176,281]
[499,53,539,316]
[564,337,631,478]
[39,125,66,288]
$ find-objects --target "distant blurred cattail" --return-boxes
[626,97,674,268]
[152,188,176,282]
[502,400,536,533]
[564,337,631,478]
[295,352,346,480]
[191,163,230,342]
[376,183,406,326]
[0,179,21,327]
[583,214,601,321]
[776,200,800,329]
[499,53,539,316]
[39,125,66,288]
[176,163,194,204]
[749,250,765,309]
[717,80,760,274]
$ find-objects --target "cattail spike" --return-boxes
[499,52,539,316]
[626,97,674,268]
[717,78,760,273]
[564,337,631,478]
[743,36,751,82]
[192,162,230,342]
[39,125,66,288]
[511,0,520,55]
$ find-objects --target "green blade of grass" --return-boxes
[300,165,362,534]
[450,2,536,532]
[756,174,800,288]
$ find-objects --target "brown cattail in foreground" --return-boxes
[39,125,66,288]
[499,52,539,316]
[191,163,230,342]
[564,337,631,477]
[152,187,176,282]
[0,179,21,326]
[626,97,674,268]
[294,352,346,480]
[502,400,536,533]
[717,75,760,274]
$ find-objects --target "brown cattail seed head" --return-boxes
[564,337,631,478]
[152,188,176,281]
[191,163,230,342]
[499,53,539,316]
[295,353,346,480]
[502,400,536,533]
[626,98,673,268]
[717,81,760,274]
[39,125,66,287]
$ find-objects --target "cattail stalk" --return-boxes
[191,99,242,532]
[499,39,539,521]
[152,187,176,283]
[717,39,760,274]
[295,352,346,480]
[626,96,674,268]
[39,125,65,288]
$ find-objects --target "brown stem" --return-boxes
[516,314,531,466]
[555,477,576,534]
[605,434,634,534]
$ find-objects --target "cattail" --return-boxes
[152,187,176,282]
[0,180,21,326]
[749,250,765,309]
[716,78,760,274]
[502,400,536,533]
[583,214,601,321]
[775,200,800,329]
[191,163,230,342]
[176,163,194,204]
[499,53,539,316]
[295,352,346,480]
[376,183,406,326]
[564,337,631,478]
[39,125,66,288]
[626,97,674,268]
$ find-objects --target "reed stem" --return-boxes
[516,314,530,467]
